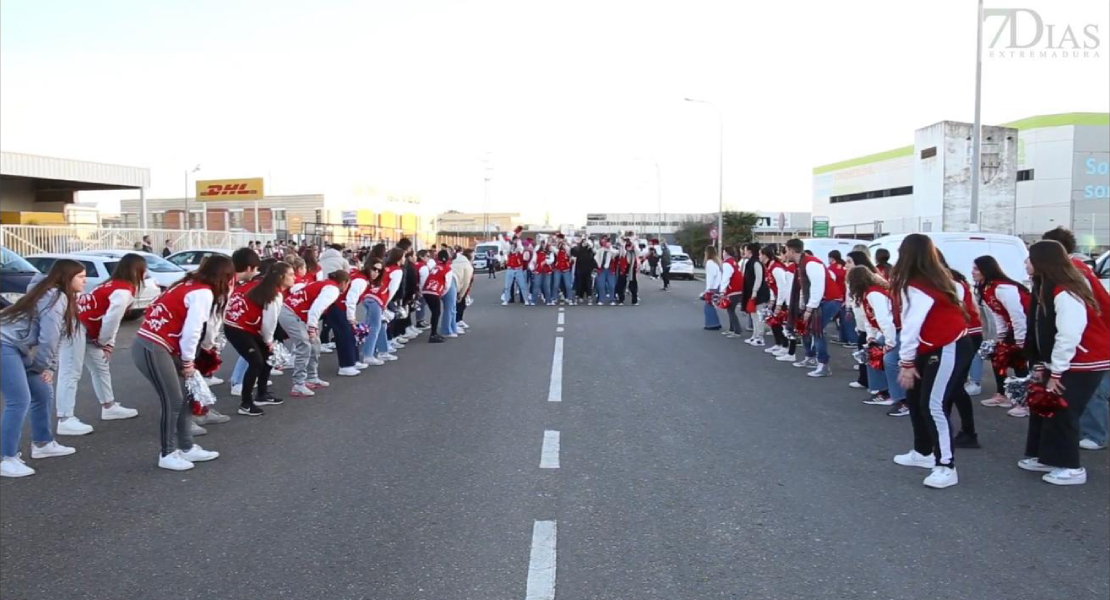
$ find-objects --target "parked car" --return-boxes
[165,248,232,271]
[73,250,187,289]
[801,238,871,264]
[25,253,160,318]
[869,232,1030,287]
[0,246,40,308]
[1096,251,1109,293]
[668,250,695,280]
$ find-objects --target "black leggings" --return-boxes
[456,298,467,322]
[423,294,442,338]
[224,326,272,408]
[771,323,788,347]
[944,334,980,435]
[1025,370,1104,469]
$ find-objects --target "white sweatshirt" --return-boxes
[306,285,340,330]
[992,283,1028,344]
[181,288,217,363]
[704,260,722,293]
[804,260,826,310]
[345,278,368,323]
[1048,290,1088,376]
[385,267,404,309]
[97,288,135,347]
[261,294,282,345]
[897,286,933,365]
[719,259,736,295]
[773,267,793,308]
[865,290,898,345]
[749,260,764,303]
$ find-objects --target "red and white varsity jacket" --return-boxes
[720,257,742,296]
[956,280,982,336]
[77,280,136,347]
[368,264,403,308]
[898,279,968,367]
[532,250,554,275]
[342,270,371,322]
[283,280,340,329]
[981,281,1029,344]
[554,248,572,271]
[800,255,838,308]
[422,261,451,296]
[225,279,283,344]
[137,281,217,364]
[1036,285,1110,378]
[862,285,900,344]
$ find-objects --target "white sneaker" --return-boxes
[271,369,284,376]
[445,333,458,338]
[392,339,407,349]
[806,364,831,378]
[1079,439,1106,451]
[230,383,243,396]
[380,353,398,362]
[1007,405,1030,418]
[179,444,219,462]
[457,329,467,335]
[196,408,230,425]
[848,382,866,389]
[101,403,138,421]
[362,357,385,366]
[320,345,334,354]
[964,382,982,396]
[31,441,77,459]
[56,417,94,436]
[793,357,818,369]
[306,378,330,388]
[1017,457,1053,472]
[750,338,765,347]
[1043,467,1087,486]
[775,353,797,362]
[458,321,469,329]
[501,301,508,306]
[322,342,336,350]
[189,421,208,436]
[203,376,224,386]
[338,366,360,377]
[158,450,195,471]
[354,361,369,370]
[980,394,1012,408]
[923,466,959,489]
[893,450,935,469]
[0,454,35,478]
[290,384,315,398]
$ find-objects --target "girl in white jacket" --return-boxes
[703,246,723,330]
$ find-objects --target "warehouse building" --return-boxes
[1,151,149,225]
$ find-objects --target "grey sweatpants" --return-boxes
[279,307,319,386]
[132,337,194,456]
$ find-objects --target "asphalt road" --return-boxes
[1,275,1107,600]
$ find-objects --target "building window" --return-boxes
[188,210,204,229]
[1017,169,1035,182]
[151,212,165,229]
[920,147,937,159]
[830,186,913,204]
[273,209,287,232]
[228,210,244,230]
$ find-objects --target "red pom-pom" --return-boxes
[189,398,209,416]
[867,344,885,370]
[766,309,786,327]
[991,342,1027,377]
[1026,382,1068,418]
[716,295,731,310]
[794,317,809,337]
[194,348,222,377]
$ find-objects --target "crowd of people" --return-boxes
[0,237,478,476]
[495,230,674,307]
[699,227,1108,489]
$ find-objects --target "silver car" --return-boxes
[25,253,161,319]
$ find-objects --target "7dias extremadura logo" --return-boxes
[984,8,1101,59]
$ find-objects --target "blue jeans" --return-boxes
[502,268,526,302]
[804,300,842,364]
[441,283,458,336]
[553,270,573,301]
[531,273,551,304]
[865,337,889,394]
[596,270,615,304]
[230,356,249,386]
[968,353,983,385]
[324,304,357,368]
[1080,372,1109,445]
[1,343,55,458]
[881,333,907,402]
[703,301,721,328]
[838,304,858,344]
[360,299,390,359]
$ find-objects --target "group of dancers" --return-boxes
[0,239,478,477]
[701,228,1108,489]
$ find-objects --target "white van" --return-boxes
[800,238,871,264]
[868,232,1030,286]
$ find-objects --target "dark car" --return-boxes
[0,246,41,308]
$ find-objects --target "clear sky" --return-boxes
[2,0,1107,225]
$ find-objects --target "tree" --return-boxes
[673,211,761,265]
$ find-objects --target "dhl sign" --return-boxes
[196,178,265,202]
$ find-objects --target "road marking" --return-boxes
[558,307,565,312]
[557,312,565,325]
[547,337,563,402]
[525,520,557,600]
[540,430,560,468]
[556,326,564,333]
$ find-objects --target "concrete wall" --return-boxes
[0,177,38,211]
[814,155,915,235]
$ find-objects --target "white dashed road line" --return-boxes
[556,326,564,333]
[525,520,558,600]
[547,337,563,403]
[557,312,565,325]
[540,430,560,469]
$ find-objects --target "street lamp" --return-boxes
[685,97,723,253]
[185,164,201,230]
[969,0,984,231]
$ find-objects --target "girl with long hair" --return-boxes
[225,261,295,417]
[741,243,769,346]
[845,251,877,394]
[303,248,321,280]
[279,269,349,397]
[828,250,855,347]
[133,255,233,471]
[848,265,906,413]
[874,248,893,281]
[1019,240,1109,486]
[889,234,973,489]
[361,249,406,363]
[718,246,743,337]
[1,260,85,477]
[760,246,793,358]
[703,245,723,330]
[422,249,456,343]
[55,253,145,437]
[973,255,1031,414]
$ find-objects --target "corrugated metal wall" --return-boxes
[0,152,150,188]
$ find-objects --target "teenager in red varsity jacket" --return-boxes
[783,239,841,377]
[530,240,555,306]
[741,243,770,346]
[278,269,349,397]
[132,254,234,471]
[943,258,983,448]
[827,250,854,347]
[501,239,527,306]
[552,236,575,304]
[848,265,904,410]
[56,254,144,437]
[890,234,973,490]
[1021,241,1110,485]
[360,250,406,365]
[973,255,1031,411]
[594,238,619,305]
[760,246,792,356]
[224,262,295,416]
[616,241,640,306]
[718,246,744,337]
[422,250,456,344]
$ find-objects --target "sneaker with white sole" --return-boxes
[306,378,330,388]
[764,346,780,354]
[189,421,208,436]
[230,383,243,397]
[776,353,797,362]
[894,450,935,469]
[1043,467,1087,486]
[923,466,959,489]
[254,393,284,406]
[195,409,230,425]
[271,369,284,376]
[793,357,818,369]
[445,333,458,338]
[1017,457,1053,472]
[1007,405,1030,418]
[750,338,765,347]
[0,454,35,478]
[158,451,194,471]
[457,329,467,335]
[806,364,831,378]
[862,394,894,406]
[179,444,219,462]
[31,441,76,459]
[887,403,910,417]
[290,384,315,398]
[56,417,94,436]
[101,403,138,421]
[1079,439,1106,451]
[964,382,982,396]
[203,376,224,386]
[354,361,369,370]
[848,381,866,389]
[980,394,1012,408]
[458,321,469,329]
[238,404,264,417]
[362,357,385,366]
[379,353,398,362]
[320,345,334,354]
[338,367,360,377]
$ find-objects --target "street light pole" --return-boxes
[185,164,201,230]
[654,160,662,242]
[685,98,723,254]
[970,0,984,231]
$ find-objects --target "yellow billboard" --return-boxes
[196,177,265,201]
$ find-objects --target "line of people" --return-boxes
[0,239,479,477]
[700,229,1108,489]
